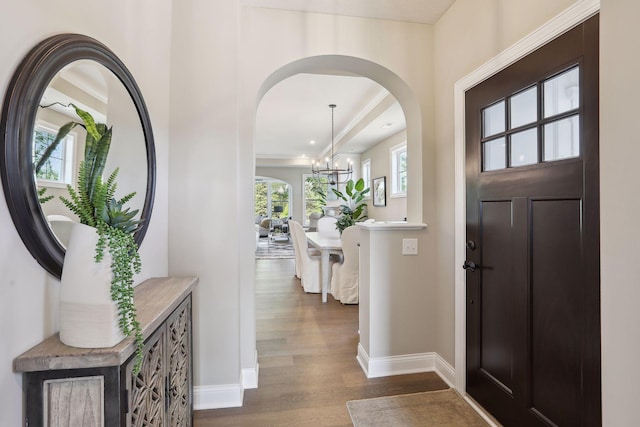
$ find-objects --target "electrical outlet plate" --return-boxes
[402,238,418,255]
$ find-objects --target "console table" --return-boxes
[14,276,198,427]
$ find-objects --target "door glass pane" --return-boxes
[509,86,537,129]
[544,115,579,161]
[483,137,506,171]
[510,128,538,167]
[544,67,579,118]
[482,101,505,137]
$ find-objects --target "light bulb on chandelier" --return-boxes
[311,104,353,185]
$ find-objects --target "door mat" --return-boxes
[347,389,490,427]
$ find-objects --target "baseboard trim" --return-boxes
[357,343,456,386]
[193,384,243,410]
[435,354,455,387]
[242,351,259,389]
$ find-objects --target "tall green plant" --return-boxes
[55,105,144,375]
[331,178,370,233]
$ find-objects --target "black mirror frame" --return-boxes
[0,34,156,279]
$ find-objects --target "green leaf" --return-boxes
[71,104,100,140]
[345,180,355,197]
[354,178,365,192]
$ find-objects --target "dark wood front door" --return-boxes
[465,16,600,427]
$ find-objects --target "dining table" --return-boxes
[305,231,343,303]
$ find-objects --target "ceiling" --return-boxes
[250,0,456,168]
[242,0,455,25]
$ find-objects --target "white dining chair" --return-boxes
[289,220,322,293]
[308,212,322,232]
[288,220,303,279]
[317,216,340,239]
[330,225,360,304]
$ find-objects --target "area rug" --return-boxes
[347,389,489,427]
[255,237,295,259]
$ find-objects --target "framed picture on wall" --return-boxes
[373,176,386,207]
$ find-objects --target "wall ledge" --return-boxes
[357,221,427,231]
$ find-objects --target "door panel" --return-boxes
[530,199,583,426]
[480,201,514,393]
[465,15,600,427]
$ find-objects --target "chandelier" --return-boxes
[311,104,352,185]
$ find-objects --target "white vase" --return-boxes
[59,222,125,348]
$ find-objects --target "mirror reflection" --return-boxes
[34,60,147,248]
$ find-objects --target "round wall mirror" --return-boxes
[0,34,156,278]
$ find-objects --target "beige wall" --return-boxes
[4,0,638,422]
[169,2,436,392]
[600,0,640,424]
[361,130,408,221]
[0,1,172,425]
[432,0,578,364]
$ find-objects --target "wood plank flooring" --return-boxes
[194,258,449,426]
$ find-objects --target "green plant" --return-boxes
[55,105,144,374]
[37,187,54,204]
[331,178,370,233]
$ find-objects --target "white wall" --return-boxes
[168,2,436,400]
[600,0,640,424]
[6,1,636,423]
[361,130,408,221]
[0,1,172,425]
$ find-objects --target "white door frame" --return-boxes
[453,0,601,392]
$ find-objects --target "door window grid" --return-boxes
[481,65,580,172]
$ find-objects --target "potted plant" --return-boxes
[50,104,144,374]
[331,178,370,234]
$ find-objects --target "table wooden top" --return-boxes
[14,276,198,373]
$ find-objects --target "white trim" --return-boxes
[193,384,244,410]
[357,222,426,231]
[389,142,407,197]
[461,394,501,427]
[356,343,455,386]
[453,0,600,392]
[435,354,456,388]
[361,158,371,199]
[242,351,259,389]
[356,343,370,376]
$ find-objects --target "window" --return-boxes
[33,123,75,186]
[390,143,407,197]
[481,65,580,172]
[254,179,291,219]
[303,174,327,226]
[361,159,371,199]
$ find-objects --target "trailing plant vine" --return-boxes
[53,104,145,374]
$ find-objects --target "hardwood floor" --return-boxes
[194,258,449,426]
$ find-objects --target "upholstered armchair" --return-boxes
[256,217,272,238]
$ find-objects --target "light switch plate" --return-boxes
[402,238,418,255]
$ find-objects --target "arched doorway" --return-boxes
[242,55,426,389]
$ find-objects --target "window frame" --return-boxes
[361,158,371,199]
[33,121,76,189]
[390,142,407,198]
